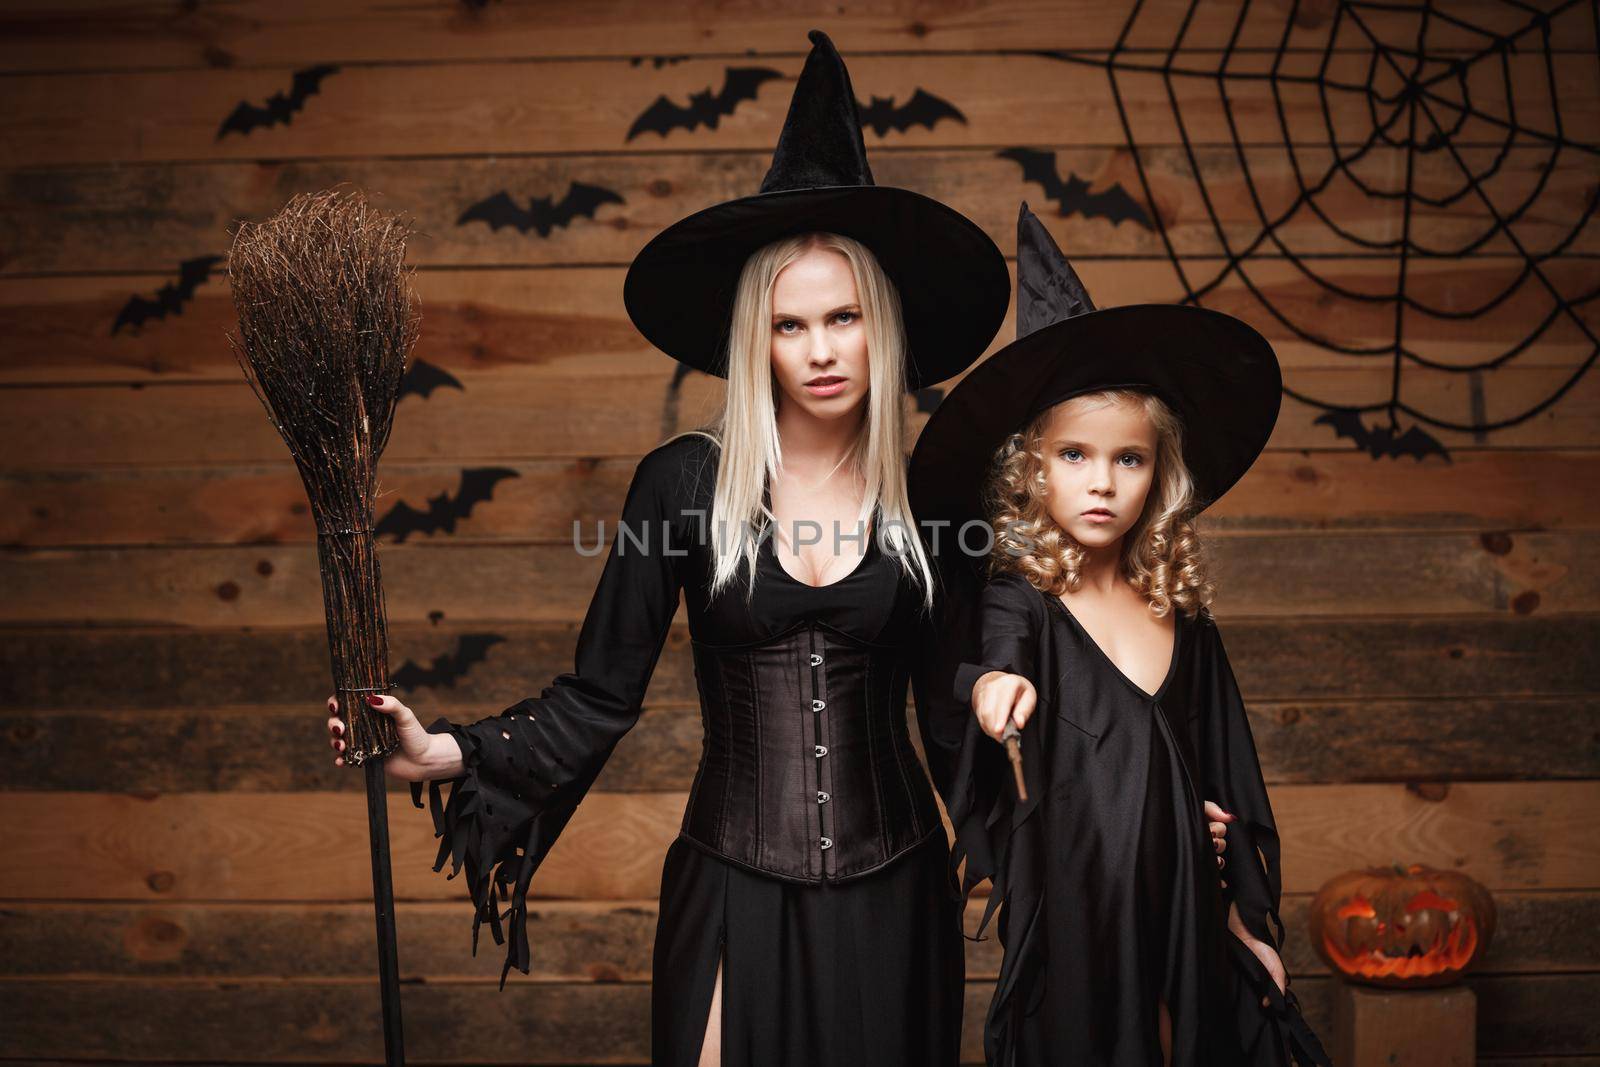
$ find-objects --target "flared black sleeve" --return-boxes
[1194,612,1282,948]
[952,572,1043,708]
[1196,612,1332,1066]
[927,571,1048,931]
[409,441,688,987]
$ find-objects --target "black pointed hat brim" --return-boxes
[623,183,1010,391]
[910,302,1282,536]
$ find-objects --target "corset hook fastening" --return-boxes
[682,623,939,883]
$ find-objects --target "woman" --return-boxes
[907,204,1330,1066]
[327,30,1011,1066]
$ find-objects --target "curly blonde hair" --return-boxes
[981,388,1216,619]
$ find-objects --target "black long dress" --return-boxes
[945,571,1330,1067]
[409,432,970,1066]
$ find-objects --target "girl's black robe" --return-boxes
[942,571,1330,1066]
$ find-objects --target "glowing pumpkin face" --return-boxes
[1309,864,1496,988]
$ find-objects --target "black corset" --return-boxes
[680,618,943,882]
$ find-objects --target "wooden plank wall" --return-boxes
[2,1,1598,1062]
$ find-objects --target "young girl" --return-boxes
[326,31,1012,1067]
[909,204,1330,1066]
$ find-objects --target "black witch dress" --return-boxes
[409,432,970,1066]
[945,571,1330,1067]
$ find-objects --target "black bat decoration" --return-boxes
[216,64,339,139]
[1313,410,1453,461]
[111,255,223,335]
[375,467,520,543]
[626,66,784,141]
[855,89,966,136]
[398,359,464,401]
[392,633,507,691]
[457,182,626,237]
[998,148,1154,229]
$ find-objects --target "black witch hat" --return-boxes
[623,30,1010,391]
[910,202,1282,536]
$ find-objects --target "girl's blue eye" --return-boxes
[1119,453,1143,467]
[1059,448,1082,461]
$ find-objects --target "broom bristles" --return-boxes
[227,186,419,506]
[226,186,422,765]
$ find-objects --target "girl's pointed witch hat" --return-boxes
[623,29,1010,391]
[910,202,1283,537]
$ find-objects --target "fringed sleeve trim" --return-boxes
[1224,934,1333,1066]
[945,653,1043,944]
[409,710,573,990]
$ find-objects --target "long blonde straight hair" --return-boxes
[668,231,937,613]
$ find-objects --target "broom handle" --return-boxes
[312,529,406,1059]
[364,758,406,1066]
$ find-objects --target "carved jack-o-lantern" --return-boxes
[1309,864,1496,988]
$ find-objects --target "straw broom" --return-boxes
[227,187,419,1064]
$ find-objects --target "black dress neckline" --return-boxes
[1045,589,1182,703]
[760,517,879,591]
[758,469,879,591]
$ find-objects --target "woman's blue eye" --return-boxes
[834,311,857,325]
[776,320,799,333]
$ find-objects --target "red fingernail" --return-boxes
[367,695,381,706]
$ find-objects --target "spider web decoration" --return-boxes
[1043,0,1600,460]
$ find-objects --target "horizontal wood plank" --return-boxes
[2,789,693,903]
[3,51,1591,166]
[1,973,1596,1060]
[3,0,1588,72]
[2,529,1594,626]
[9,693,1595,794]
[2,704,708,795]
[4,781,1597,902]
[0,979,654,1063]
[7,451,1600,550]
[2,890,1594,981]
[2,616,1593,712]
[5,257,1594,387]
[1,361,1595,468]
[6,145,1595,276]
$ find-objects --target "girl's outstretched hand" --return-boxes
[970,670,1037,742]
[1204,799,1236,872]
[1227,899,1288,1007]
[326,693,439,780]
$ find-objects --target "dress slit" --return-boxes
[694,946,726,1067]
[654,836,734,1066]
